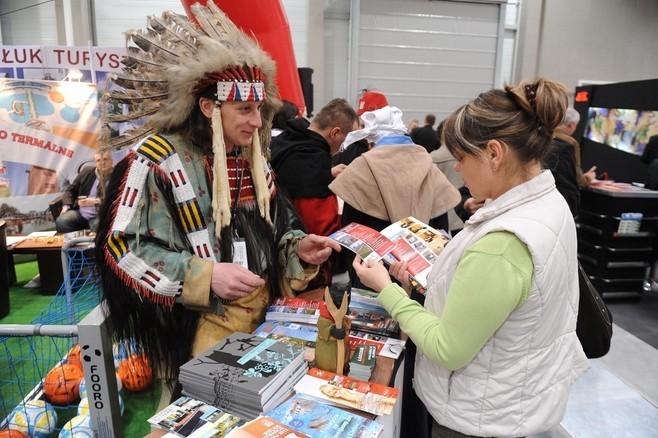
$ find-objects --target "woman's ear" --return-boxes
[199,97,216,119]
[486,140,505,170]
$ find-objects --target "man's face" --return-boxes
[94,153,113,172]
[220,101,264,149]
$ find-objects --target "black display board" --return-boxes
[573,79,658,183]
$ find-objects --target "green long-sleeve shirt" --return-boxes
[378,231,533,371]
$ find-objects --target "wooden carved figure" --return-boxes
[315,286,351,375]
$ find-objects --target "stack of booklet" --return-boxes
[265,297,323,324]
[348,344,377,381]
[179,333,308,420]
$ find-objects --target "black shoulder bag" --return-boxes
[576,262,613,358]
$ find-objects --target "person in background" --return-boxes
[430,120,465,235]
[406,119,420,134]
[330,104,460,438]
[55,151,113,233]
[556,107,597,188]
[353,78,589,437]
[95,3,339,400]
[271,100,299,137]
[641,134,658,190]
[411,113,440,153]
[332,90,390,167]
[270,98,359,288]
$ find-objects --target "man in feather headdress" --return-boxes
[95,2,340,395]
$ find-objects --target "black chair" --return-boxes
[49,195,63,221]
[0,220,10,318]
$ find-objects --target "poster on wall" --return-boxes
[0,45,125,235]
[0,79,100,234]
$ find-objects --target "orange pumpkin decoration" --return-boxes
[0,430,29,438]
[117,354,153,392]
[43,363,83,405]
[66,344,83,371]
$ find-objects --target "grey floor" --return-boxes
[529,322,658,438]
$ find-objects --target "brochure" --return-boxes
[293,368,399,416]
[147,396,245,437]
[328,216,450,292]
[265,394,383,438]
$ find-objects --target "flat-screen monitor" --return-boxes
[584,107,658,156]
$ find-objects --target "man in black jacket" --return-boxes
[411,113,440,153]
[55,151,113,232]
[270,98,358,288]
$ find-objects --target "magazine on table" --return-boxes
[147,396,246,437]
[293,367,399,416]
[265,393,383,438]
[346,310,399,337]
[253,321,319,348]
[328,216,450,292]
[226,416,310,437]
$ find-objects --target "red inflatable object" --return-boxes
[181,0,306,115]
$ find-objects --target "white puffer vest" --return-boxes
[414,171,590,437]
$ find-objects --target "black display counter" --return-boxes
[577,183,658,296]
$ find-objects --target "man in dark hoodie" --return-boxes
[271,98,359,237]
[271,98,359,287]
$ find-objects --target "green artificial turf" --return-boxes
[1,259,53,324]
[1,260,162,436]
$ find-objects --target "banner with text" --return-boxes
[0,79,100,234]
[0,45,125,234]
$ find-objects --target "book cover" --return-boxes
[349,345,377,368]
[293,368,398,416]
[253,321,319,348]
[227,416,310,438]
[348,331,405,360]
[329,216,450,292]
[179,333,306,415]
[265,394,383,438]
[347,311,399,337]
[147,396,245,437]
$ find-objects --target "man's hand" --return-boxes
[352,257,393,293]
[583,166,597,185]
[297,234,341,265]
[331,164,347,178]
[61,205,70,214]
[463,197,485,215]
[78,197,97,208]
[211,263,265,301]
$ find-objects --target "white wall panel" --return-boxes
[353,0,504,123]
[0,0,58,45]
[93,1,186,46]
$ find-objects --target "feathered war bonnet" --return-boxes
[101,2,280,236]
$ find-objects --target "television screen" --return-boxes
[584,107,658,156]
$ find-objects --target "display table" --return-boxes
[577,183,658,296]
[147,289,404,438]
[8,234,64,295]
